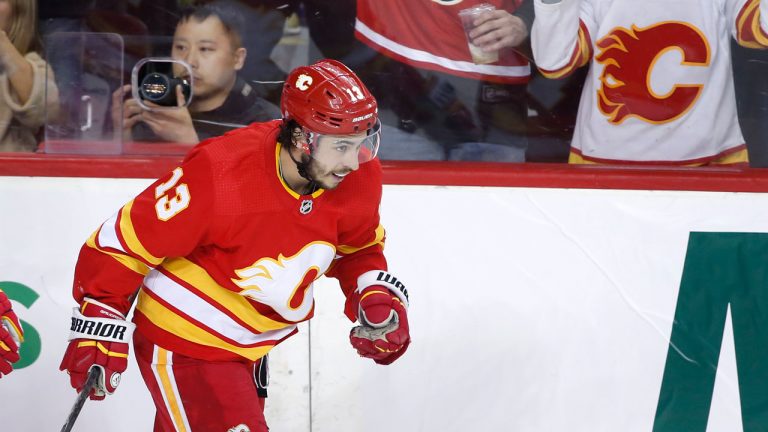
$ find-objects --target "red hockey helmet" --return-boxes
[280,59,381,163]
[282,59,378,134]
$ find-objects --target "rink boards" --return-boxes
[1,175,766,431]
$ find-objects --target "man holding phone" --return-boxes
[112,2,280,146]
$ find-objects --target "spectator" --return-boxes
[0,0,59,152]
[531,0,768,166]
[112,3,280,146]
[60,59,410,431]
[192,0,298,106]
[0,288,24,377]
[350,0,533,161]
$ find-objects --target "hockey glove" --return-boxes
[59,298,135,400]
[349,272,410,365]
[0,289,23,377]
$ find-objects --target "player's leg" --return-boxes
[134,331,268,432]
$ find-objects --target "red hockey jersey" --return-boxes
[355,0,531,83]
[72,120,388,361]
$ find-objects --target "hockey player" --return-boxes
[60,59,410,431]
[531,0,768,165]
[0,288,24,378]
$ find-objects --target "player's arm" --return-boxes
[531,0,595,79]
[328,223,410,365]
[326,184,410,366]
[60,149,215,399]
[70,150,215,310]
[733,0,768,48]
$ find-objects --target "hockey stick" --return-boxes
[60,367,101,432]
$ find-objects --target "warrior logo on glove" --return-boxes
[60,298,135,400]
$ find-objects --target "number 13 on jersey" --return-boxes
[154,167,191,221]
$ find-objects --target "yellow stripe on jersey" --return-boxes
[118,200,164,267]
[275,142,325,199]
[577,25,592,67]
[161,257,288,331]
[751,6,768,46]
[737,0,768,48]
[540,24,592,79]
[155,348,189,432]
[86,230,150,276]
[568,147,749,166]
[337,224,386,255]
[136,290,276,361]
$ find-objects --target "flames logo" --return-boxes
[595,22,710,124]
[232,242,335,322]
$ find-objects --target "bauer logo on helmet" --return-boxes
[352,113,374,123]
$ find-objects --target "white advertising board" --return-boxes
[1,176,766,431]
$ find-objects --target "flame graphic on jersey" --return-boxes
[595,22,710,124]
[232,242,335,322]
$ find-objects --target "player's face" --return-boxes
[171,16,245,107]
[305,132,367,190]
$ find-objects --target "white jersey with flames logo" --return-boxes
[532,0,768,164]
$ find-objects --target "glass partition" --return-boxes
[43,32,124,154]
[5,1,762,168]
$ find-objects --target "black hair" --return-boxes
[277,119,302,149]
[278,119,316,185]
[178,1,245,48]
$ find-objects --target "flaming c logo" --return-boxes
[231,242,335,322]
[596,22,710,124]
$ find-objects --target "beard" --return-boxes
[303,156,347,191]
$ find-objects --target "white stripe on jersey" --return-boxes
[97,212,127,253]
[355,18,531,78]
[143,270,297,345]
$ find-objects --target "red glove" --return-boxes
[59,298,135,400]
[0,289,24,377]
[349,271,410,365]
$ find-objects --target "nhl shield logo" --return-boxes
[299,199,313,214]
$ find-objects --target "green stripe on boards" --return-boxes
[653,232,768,432]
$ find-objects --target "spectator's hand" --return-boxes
[349,285,410,365]
[0,289,24,378]
[111,84,141,142]
[140,85,199,144]
[0,30,16,66]
[0,30,34,103]
[469,10,528,52]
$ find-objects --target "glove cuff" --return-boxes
[356,270,409,309]
[81,297,126,320]
[1,316,23,346]
[69,306,135,344]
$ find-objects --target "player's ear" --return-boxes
[292,127,309,152]
[233,47,246,71]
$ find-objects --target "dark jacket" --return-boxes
[132,77,281,143]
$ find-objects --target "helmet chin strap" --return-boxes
[288,144,319,193]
